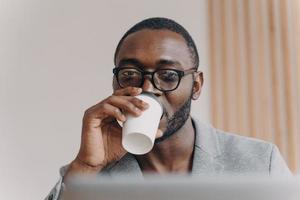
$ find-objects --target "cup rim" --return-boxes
[116,92,164,127]
[139,92,164,116]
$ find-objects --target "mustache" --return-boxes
[155,97,192,144]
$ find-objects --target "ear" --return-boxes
[192,71,204,100]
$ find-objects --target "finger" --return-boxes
[155,129,163,139]
[130,97,149,111]
[109,96,149,111]
[113,87,142,96]
[94,103,126,122]
[107,96,142,116]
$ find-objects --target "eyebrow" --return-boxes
[117,58,183,69]
[156,59,183,69]
[117,58,143,68]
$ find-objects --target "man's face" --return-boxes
[114,29,198,141]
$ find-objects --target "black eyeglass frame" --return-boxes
[112,67,197,92]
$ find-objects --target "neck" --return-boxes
[135,117,195,174]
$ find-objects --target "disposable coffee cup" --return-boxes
[118,92,163,155]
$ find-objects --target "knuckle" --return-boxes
[83,109,92,117]
[126,103,136,110]
[137,99,144,105]
[106,96,114,103]
[132,98,144,106]
[129,87,136,91]
[127,87,137,93]
[113,89,121,96]
[101,103,109,110]
[111,93,118,98]
[83,110,93,122]
[113,108,120,115]
[131,98,140,105]
[83,109,89,115]
[95,104,106,115]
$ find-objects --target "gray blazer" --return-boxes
[45,118,291,200]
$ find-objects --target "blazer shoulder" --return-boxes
[215,129,274,158]
[212,128,277,174]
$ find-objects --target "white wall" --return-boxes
[0,0,210,199]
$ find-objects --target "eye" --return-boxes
[120,69,141,77]
[156,70,179,82]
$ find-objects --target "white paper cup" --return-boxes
[119,92,163,155]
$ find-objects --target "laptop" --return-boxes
[61,175,300,200]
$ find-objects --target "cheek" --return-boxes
[163,78,193,115]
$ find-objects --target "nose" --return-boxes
[141,77,163,96]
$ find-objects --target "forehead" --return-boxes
[115,29,193,69]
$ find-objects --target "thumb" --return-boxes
[155,129,163,139]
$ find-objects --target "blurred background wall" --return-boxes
[207,0,300,172]
[0,0,209,199]
[1,0,300,200]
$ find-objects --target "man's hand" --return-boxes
[64,87,161,180]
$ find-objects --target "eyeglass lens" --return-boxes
[117,68,180,91]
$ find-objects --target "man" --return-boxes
[46,17,291,200]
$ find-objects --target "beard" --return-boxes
[154,97,192,144]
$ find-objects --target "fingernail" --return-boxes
[121,115,126,122]
[135,107,142,114]
[143,102,149,108]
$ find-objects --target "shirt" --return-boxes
[45,118,292,200]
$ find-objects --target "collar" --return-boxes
[192,118,221,158]
[105,117,223,177]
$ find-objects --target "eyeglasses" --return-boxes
[113,67,197,92]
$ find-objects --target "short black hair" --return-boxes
[114,17,199,69]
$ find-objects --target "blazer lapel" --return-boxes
[191,118,224,175]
